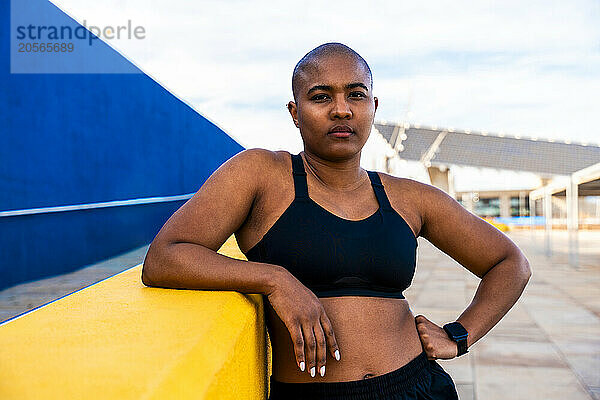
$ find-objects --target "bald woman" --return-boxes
[142,43,531,399]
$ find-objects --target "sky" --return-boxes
[50,0,600,190]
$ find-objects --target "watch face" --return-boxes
[445,322,468,339]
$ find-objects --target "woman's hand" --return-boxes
[266,269,341,378]
[415,315,458,360]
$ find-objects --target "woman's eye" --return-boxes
[311,94,329,101]
[350,92,366,98]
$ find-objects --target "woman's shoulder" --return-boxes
[230,147,284,175]
[378,172,457,212]
[227,148,293,194]
[375,172,435,238]
[375,171,428,200]
[235,148,291,168]
[243,148,297,176]
[232,147,280,164]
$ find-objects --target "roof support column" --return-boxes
[543,187,553,257]
[519,191,527,217]
[499,194,511,218]
[529,195,536,243]
[566,175,579,268]
[461,193,475,213]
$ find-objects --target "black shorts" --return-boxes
[268,349,459,400]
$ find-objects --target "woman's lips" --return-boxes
[328,131,353,138]
[328,125,354,138]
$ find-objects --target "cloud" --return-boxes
[50,0,600,168]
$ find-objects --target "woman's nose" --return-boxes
[330,95,352,119]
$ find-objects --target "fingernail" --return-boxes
[334,350,340,361]
[299,361,305,371]
[320,365,325,377]
[310,367,315,377]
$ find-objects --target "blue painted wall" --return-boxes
[0,0,244,289]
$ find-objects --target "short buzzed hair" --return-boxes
[291,42,373,103]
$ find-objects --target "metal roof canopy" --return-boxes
[375,122,600,177]
[553,179,600,197]
[530,162,600,200]
[526,162,600,267]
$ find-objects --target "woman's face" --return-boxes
[288,53,378,159]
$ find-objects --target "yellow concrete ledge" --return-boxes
[0,236,271,399]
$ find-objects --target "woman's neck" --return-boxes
[301,151,369,193]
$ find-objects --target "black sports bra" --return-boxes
[245,152,418,299]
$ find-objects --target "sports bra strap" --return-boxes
[367,171,394,212]
[291,153,309,200]
[292,154,393,212]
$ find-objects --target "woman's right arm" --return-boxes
[141,148,340,377]
[141,148,283,294]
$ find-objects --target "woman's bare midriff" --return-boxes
[265,295,425,383]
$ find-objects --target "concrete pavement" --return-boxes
[407,229,600,400]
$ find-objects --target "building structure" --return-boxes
[370,121,600,266]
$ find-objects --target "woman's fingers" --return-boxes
[301,322,317,377]
[415,315,441,360]
[290,322,306,372]
[312,323,327,377]
[320,312,340,361]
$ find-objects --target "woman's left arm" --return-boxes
[412,181,532,359]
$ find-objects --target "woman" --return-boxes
[142,43,532,399]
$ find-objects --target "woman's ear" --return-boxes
[287,101,299,128]
[374,96,379,112]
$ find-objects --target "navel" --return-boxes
[363,373,375,380]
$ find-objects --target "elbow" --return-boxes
[141,259,157,287]
[481,252,532,281]
[519,260,532,293]
[141,265,155,287]
[515,253,532,285]
[141,240,184,287]
[141,243,165,287]
[505,246,532,280]
[520,254,532,279]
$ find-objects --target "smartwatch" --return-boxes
[443,321,469,357]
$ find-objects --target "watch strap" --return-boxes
[443,321,469,357]
[457,336,469,356]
